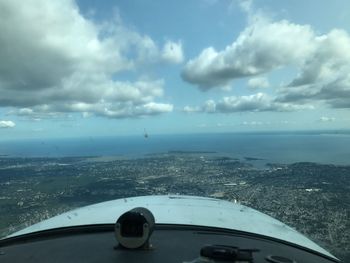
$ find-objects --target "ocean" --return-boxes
[0,131,349,165]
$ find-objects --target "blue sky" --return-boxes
[0,0,350,140]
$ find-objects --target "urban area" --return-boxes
[0,153,349,261]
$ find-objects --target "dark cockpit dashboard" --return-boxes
[0,224,339,263]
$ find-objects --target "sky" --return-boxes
[1,0,350,139]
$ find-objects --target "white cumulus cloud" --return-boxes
[215,93,312,112]
[182,15,315,90]
[184,93,314,114]
[319,116,336,122]
[183,106,201,113]
[161,41,184,64]
[182,1,350,111]
[0,0,174,118]
[0,120,15,128]
[248,77,270,89]
[277,29,350,109]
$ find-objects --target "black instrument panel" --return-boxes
[0,225,339,263]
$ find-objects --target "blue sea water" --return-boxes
[0,132,349,165]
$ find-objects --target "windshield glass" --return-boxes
[0,0,349,261]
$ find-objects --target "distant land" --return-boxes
[244,157,265,161]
